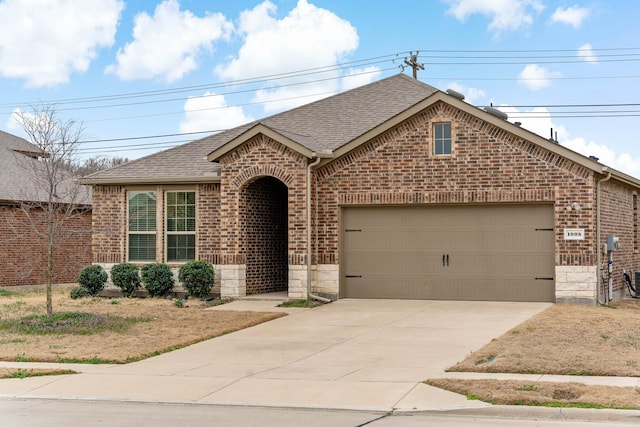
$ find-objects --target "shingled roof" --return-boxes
[81,74,439,184]
[0,131,91,205]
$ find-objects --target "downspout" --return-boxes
[596,169,612,305]
[307,151,333,303]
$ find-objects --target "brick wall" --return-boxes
[0,205,91,286]
[242,176,288,294]
[315,101,595,269]
[93,184,223,264]
[218,134,308,266]
[599,179,638,296]
[92,185,125,264]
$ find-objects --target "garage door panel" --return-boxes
[342,205,555,302]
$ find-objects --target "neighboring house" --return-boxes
[0,131,92,287]
[81,74,640,304]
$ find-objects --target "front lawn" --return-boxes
[0,287,285,363]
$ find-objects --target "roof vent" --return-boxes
[589,155,600,162]
[484,106,508,120]
[446,89,465,100]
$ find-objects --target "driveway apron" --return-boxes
[0,299,550,411]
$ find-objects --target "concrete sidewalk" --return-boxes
[0,299,630,412]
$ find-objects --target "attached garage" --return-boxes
[341,204,555,302]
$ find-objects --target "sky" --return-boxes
[1,0,639,177]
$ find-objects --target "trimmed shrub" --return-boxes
[179,261,215,299]
[110,263,141,297]
[141,263,174,297]
[77,264,107,296]
[70,286,91,299]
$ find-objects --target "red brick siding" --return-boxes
[242,177,288,294]
[197,184,221,264]
[218,134,308,265]
[92,185,126,264]
[92,184,224,266]
[315,101,596,266]
[600,179,637,294]
[0,205,91,286]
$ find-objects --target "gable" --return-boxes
[317,100,593,191]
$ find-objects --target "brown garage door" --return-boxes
[341,204,555,302]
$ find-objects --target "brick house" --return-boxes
[82,74,640,304]
[0,131,92,287]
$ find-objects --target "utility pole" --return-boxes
[404,51,424,79]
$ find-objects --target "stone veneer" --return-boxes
[312,264,340,298]
[555,265,598,304]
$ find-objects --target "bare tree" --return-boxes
[12,105,91,316]
[74,155,129,177]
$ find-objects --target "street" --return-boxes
[1,399,639,427]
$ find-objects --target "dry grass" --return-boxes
[449,300,640,376]
[427,300,640,409]
[0,368,77,379]
[0,288,285,363]
[426,379,640,410]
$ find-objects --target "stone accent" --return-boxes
[288,264,307,299]
[555,265,597,303]
[219,264,246,298]
[312,264,339,298]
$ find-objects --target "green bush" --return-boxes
[76,265,107,296]
[110,263,141,297]
[70,286,91,299]
[179,261,215,299]
[141,263,174,297]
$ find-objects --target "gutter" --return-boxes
[596,169,612,305]
[307,150,334,303]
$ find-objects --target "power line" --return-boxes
[72,102,640,145]
[0,65,396,115]
[0,55,402,109]
[3,47,639,111]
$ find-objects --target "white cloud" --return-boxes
[562,138,640,177]
[577,43,598,64]
[517,64,561,90]
[5,108,23,131]
[443,0,544,34]
[445,82,486,103]
[179,92,253,134]
[216,0,359,113]
[107,0,232,82]
[0,0,123,87]
[341,67,382,92]
[497,105,640,177]
[497,105,568,140]
[551,5,590,29]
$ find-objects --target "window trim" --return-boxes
[126,190,157,262]
[433,122,453,156]
[165,190,197,263]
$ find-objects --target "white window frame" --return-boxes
[165,190,196,263]
[127,191,157,262]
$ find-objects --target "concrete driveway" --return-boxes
[0,299,550,411]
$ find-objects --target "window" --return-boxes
[166,191,196,262]
[128,192,156,261]
[434,123,452,155]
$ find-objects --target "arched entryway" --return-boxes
[241,176,288,295]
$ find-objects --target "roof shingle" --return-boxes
[82,74,438,184]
